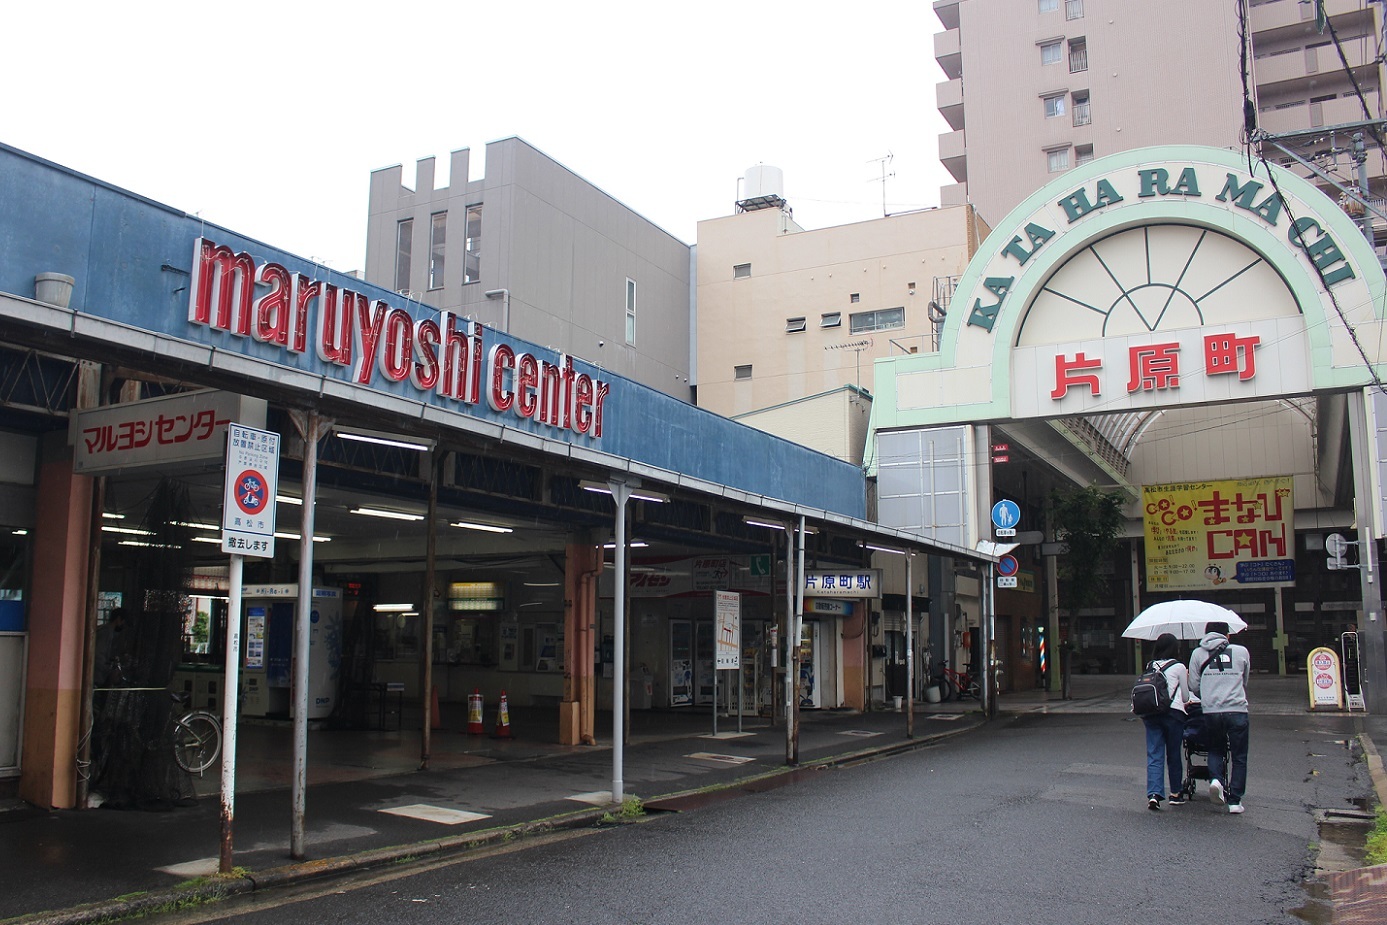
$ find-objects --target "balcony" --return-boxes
[935,27,961,80]
[940,181,969,208]
[1260,91,1382,136]
[939,129,968,183]
[1250,0,1369,36]
[937,78,964,131]
[933,0,959,30]
[1254,35,1375,88]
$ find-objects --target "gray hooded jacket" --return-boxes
[1189,631,1250,713]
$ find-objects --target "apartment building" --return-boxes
[933,0,1387,234]
[696,183,987,464]
[365,137,695,401]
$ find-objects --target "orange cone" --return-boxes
[430,685,442,730]
[467,688,485,735]
[491,690,514,739]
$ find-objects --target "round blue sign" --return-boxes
[991,500,1020,530]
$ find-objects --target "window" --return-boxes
[850,307,905,334]
[428,212,446,290]
[463,204,482,284]
[1040,40,1062,66]
[394,219,413,294]
[1044,94,1066,118]
[1047,147,1071,173]
[850,293,861,303]
[625,278,636,345]
[1072,91,1091,126]
[733,263,751,279]
[1038,0,1057,10]
[786,317,807,333]
[1065,0,1083,19]
[734,364,752,380]
[1068,38,1087,73]
[1075,144,1095,166]
[821,312,842,328]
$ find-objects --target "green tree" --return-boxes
[1050,485,1126,613]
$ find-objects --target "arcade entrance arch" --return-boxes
[867,145,1387,708]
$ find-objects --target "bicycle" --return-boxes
[933,660,981,702]
[169,690,223,775]
[87,672,224,780]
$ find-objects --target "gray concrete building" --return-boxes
[365,137,694,401]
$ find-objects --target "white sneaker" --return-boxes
[1228,802,1245,814]
[1209,779,1225,805]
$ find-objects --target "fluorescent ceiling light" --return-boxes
[12,529,28,536]
[373,603,415,613]
[861,542,908,555]
[451,521,514,534]
[118,540,182,549]
[579,480,669,503]
[603,540,649,549]
[174,521,221,531]
[103,525,155,536]
[744,516,817,534]
[275,531,331,543]
[276,494,303,506]
[190,536,221,544]
[335,426,433,452]
[351,507,424,522]
[524,581,561,587]
[101,512,125,520]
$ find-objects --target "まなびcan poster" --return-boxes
[1142,477,1294,592]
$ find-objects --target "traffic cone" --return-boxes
[491,690,514,739]
[467,688,485,735]
[430,685,442,730]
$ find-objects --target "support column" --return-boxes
[20,433,93,809]
[561,537,600,746]
[1348,389,1386,711]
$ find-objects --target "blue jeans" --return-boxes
[1143,711,1185,798]
[1205,711,1250,804]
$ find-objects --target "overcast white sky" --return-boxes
[4,1,953,272]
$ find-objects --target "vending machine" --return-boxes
[240,584,342,719]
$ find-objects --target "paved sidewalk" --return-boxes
[0,675,1373,925]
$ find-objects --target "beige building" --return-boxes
[695,200,988,463]
[934,0,1386,237]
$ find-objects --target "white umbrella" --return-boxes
[1122,600,1247,640]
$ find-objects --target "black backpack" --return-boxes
[1131,659,1175,715]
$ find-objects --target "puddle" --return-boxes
[1292,806,1377,923]
[1290,879,1332,925]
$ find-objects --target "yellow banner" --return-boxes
[1143,477,1295,592]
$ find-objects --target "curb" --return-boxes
[2,718,984,925]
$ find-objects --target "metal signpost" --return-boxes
[219,424,279,874]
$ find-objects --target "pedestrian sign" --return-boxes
[992,499,1020,537]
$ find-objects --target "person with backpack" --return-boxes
[1188,621,1251,814]
[1137,633,1189,811]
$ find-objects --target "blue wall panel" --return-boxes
[0,144,865,518]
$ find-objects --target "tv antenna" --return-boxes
[868,153,895,217]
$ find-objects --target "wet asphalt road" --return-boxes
[149,708,1369,925]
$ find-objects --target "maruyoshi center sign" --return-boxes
[866,144,1387,430]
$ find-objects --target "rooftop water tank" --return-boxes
[738,165,787,212]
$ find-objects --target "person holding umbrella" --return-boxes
[1140,633,1189,811]
[1189,621,1251,814]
